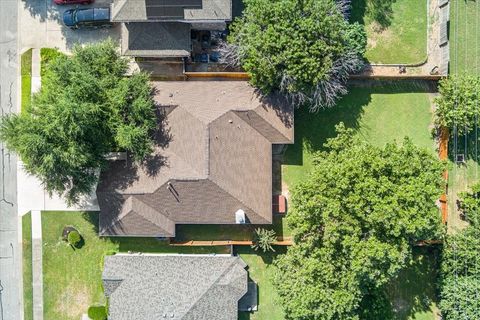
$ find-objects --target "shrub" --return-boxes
[251,228,276,252]
[67,230,81,248]
[88,305,107,320]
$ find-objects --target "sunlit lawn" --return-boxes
[351,0,427,64]
[283,81,435,188]
[449,0,480,75]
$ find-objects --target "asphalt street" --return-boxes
[0,0,20,319]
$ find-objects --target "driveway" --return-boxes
[20,0,120,52]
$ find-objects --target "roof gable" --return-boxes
[103,255,248,320]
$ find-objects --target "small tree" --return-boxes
[251,228,276,252]
[434,75,480,135]
[88,305,107,320]
[67,230,81,248]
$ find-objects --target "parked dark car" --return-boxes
[54,0,94,5]
[63,7,112,29]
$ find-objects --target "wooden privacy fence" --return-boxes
[439,127,449,224]
[170,238,293,246]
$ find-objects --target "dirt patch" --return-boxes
[367,22,395,50]
[55,284,90,319]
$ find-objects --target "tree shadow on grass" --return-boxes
[384,246,440,320]
[350,0,397,29]
[283,80,437,166]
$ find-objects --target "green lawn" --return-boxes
[283,81,435,188]
[237,247,286,320]
[41,211,229,320]
[386,247,440,320]
[22,213,33,320]
[351,0,427,64]
[449,0,480,75]
[21,49,32,113]
[175,215,291,241]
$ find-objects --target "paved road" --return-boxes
[0,0,20,319]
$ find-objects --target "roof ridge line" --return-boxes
[180,257,242,319]
[233,110,291,143]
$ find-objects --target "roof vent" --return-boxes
[235,209,246,224]
[228,119,233,124]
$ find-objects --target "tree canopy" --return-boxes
[439,184,480,319]
[228,0,366,111]
[435,75,480,135]
[273,124,444,320]
[0,40,157,204]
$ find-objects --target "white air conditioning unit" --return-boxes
[235,209,246,224]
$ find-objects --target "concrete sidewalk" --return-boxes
[31,210,43,320]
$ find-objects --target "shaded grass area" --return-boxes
[175,215,291,241]
[21,49,32,113]
[42,211,229,320]
[385,246,440,320]
[22,213,33,320]
[283,81,436,188]
[237,246,286,320]
[351,0,427,64]
[449,0,480,75]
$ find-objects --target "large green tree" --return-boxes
[435,75,480,135]
[227,0,366,111]
[273,124,445,320]
[0,41,157,204]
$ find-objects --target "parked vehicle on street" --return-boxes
[54,0,94,5]
[63,7,111,29]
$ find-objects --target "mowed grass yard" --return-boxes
[351,0,427,64]
[449,0,480,75]
[447,0,480,231]
[40,211,229,320]
[237,247,287,320]
[22,213,33,320]
[283,81,436,188]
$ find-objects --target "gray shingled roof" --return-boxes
[103,254,248,320]
[111,0,231,22]
[121,22,191,58]
[97,81,294,237]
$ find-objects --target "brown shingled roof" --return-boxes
[97,81,293,237]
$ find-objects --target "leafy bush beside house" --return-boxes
[274,124,445,320]
[228,0,366,111]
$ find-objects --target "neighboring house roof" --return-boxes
[97,81,294,237]
[121,22,191,58]
[111,0,231,22]
[103,254,248,320]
